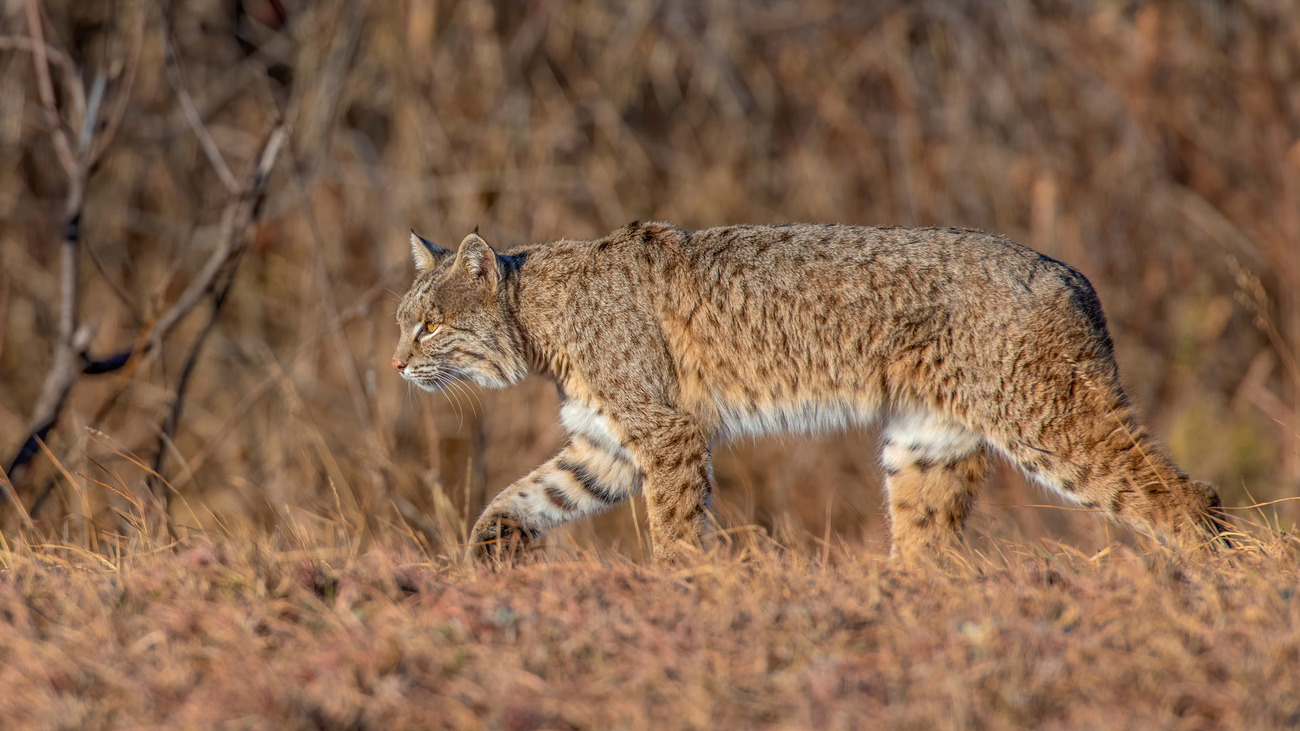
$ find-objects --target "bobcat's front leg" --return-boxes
[470,436,640,563]
[625,408,714,565]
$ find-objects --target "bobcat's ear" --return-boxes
[410,229,449,273]
[455,231,498,287]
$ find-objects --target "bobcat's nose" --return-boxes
[392,358,405,373]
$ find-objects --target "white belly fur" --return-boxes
[559,401,633,459]
[715,398,878,440]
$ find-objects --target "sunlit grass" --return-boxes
[1,521,1297,728]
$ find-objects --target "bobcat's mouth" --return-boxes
[402,364,493,392]
[400,365,451,392]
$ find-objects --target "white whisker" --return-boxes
[435,373,465,430]
[449,379,483,420]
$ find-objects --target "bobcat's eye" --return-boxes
[421,322,441,339]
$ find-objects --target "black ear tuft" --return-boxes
[473,224,480,236]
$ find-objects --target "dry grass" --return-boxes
[2,527,1300,729]
[3,0,1300,727]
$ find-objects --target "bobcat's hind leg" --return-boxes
[978,353,1231,553]
[881,412,988,562]
[1004,418,1230,553]
[470,435,640,564]
[1078,425,1230,551]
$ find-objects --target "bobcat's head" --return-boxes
[393,230,527,390]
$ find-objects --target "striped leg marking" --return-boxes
[470,436,641,561]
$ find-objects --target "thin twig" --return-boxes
[79,74,106,155]
[22,0,77,179]
[150,124,286,349]
[0,35,74,70]
[81,123,287,372]
[146,272,231,523]
[90,0,149,168]
[161,10,239,192]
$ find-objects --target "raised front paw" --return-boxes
[469,514,541,566]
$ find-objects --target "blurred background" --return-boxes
[1,0,1297,558]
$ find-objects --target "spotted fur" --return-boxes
[393,224,1227,564]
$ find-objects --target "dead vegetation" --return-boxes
[2,528,1299,729]
[2,0,1300,727]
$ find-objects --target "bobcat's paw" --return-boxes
[469,515,540,566]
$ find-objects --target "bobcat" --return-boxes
[393,222,1227,564]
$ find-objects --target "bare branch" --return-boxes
[146,123,287,517]
[0,35,74,70]
[57,210,81,348]
[162,12,239,192]
[147,267,232,516]
[6,321,93,501]
[78,123,287,375]
[4,0,285,512]
[3,122,286,509]
[0,460,42,538]
[3,1,100,508]
[150,124,286,348]
[90,0,149,168]
[78,73,106,156]
[22,0,78,180]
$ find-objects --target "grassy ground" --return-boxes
[2,526,1299,729]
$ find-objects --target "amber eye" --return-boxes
[422,322,441,338]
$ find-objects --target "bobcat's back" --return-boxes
[515,222,1114,442]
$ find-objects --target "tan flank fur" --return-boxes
[393,223,1227,564]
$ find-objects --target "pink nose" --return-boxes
[392,358,405,372]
